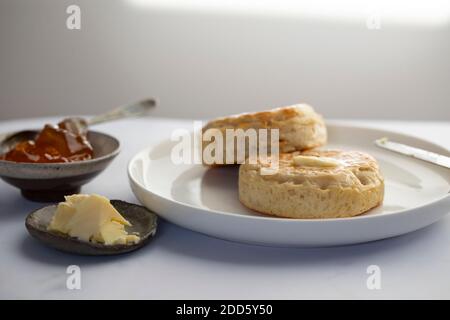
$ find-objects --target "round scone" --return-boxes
[202,104,326,165]
[239,150,384,219]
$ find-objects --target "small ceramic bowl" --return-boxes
[25,200,158,255]
[0,130,120,202]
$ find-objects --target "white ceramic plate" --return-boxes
[128,123,450,247]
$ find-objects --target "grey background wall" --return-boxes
[0,0,449,121]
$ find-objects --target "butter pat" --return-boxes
[293,155,340,168]
[48,194,140,245]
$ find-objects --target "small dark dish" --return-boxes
[25,200,157,255]
[0,130,120,202]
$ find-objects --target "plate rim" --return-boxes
[128,122,450,224]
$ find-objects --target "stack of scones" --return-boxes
[202,104,384,219]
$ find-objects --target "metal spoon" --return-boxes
[0,98,156,151]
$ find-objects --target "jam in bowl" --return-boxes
[0,118,94,164]
[0,123,120,202]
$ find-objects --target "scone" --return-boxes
[239,150,384,219]
[202,104,326,165]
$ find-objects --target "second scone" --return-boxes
[239,150,384,219]
[202,104,326,165]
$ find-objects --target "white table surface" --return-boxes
[0,116,449,300]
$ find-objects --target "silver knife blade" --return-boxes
[374,137,450,169]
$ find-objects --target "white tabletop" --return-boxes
[0,117,449,300]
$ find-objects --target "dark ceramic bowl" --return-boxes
[0,130,120,202]
[25,200,158,255]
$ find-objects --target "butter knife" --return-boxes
[374,137,450,169]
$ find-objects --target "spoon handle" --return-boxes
[87,98,156,126]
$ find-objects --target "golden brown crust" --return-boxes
[239,150,384,219]
[202,104,327,165]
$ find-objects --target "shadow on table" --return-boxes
[19,217,446,267]
[152,218,446,266]
[0,188,40,222]
[19,228,160,267]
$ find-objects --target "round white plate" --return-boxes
[128,123,450,247]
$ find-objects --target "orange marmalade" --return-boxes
[0,119,94,163]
